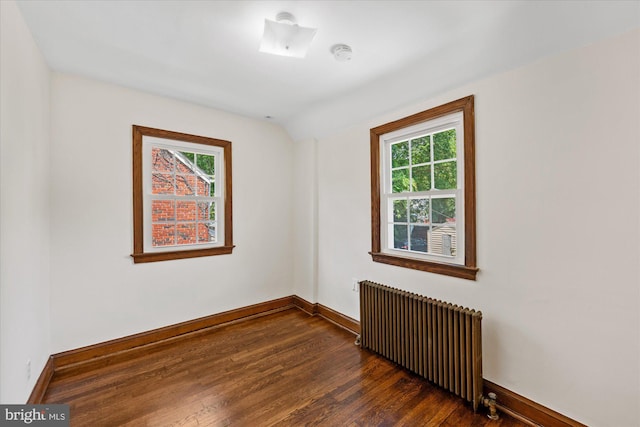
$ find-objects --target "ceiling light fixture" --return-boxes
[259,12,317,58]
[331,44,353,62]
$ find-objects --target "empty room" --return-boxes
[1,1,639,426]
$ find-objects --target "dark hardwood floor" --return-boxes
[43,309,527,426]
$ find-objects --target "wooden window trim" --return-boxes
[369,96,477,280]
[132,125,234,263]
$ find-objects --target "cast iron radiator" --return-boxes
[359,280,483,411]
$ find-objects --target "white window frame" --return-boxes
[142,136,225,253]
[380,111,465,265]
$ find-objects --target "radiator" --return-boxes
[359,280,483,411]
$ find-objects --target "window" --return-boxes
[132,125,233,263]
[370,96,477,280]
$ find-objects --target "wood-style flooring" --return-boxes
[43,309,527,426]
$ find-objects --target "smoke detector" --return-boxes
[331,44,352,62]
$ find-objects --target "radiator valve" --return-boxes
[483,392,499,420]
[354,335,361,346]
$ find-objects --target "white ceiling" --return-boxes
[16,0,640,141]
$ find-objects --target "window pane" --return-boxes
[198,222,216,243]
[178,151,195,164]
[393,199,407,222]
[152,148,174,172]
[198,201,216,221]
[432,224,456,256]
[409,225,429,253]
[152,173,175,195]
[409,198,429,223]
[152,200,175,222]
[152,223,175,247]
[391,141,409,167]
[411,136,430,164]
[392,168,410,193]
[176,223,197,245]
[196,154,215,175]
[434,161,457,189]
[209,179,215,197]
[412,164,431,191]
[175,174,196,196]
[433,129,456,161]
[393,224,408,250]
[196,176,212,196]
[176,201,196,221]
[432,197,456,224]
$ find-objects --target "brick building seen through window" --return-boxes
[151,147,216,247]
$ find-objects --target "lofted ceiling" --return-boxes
[16,0,640,141]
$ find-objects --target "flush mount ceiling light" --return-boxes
[259,12,317,58]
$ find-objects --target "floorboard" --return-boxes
[43,309,527,427]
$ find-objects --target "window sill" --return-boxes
[369,252,478,280]
[132,246,235,263]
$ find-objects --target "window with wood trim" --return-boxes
[132,125,233,263]
[370,96,477,280]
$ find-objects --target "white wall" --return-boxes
[307,29,640,427]
[0,0,52,403]
[49,74,294,352]
[292,139,318,303]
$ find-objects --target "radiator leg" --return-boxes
[482,392,499,420]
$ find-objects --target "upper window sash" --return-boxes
[381,113,464,196]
